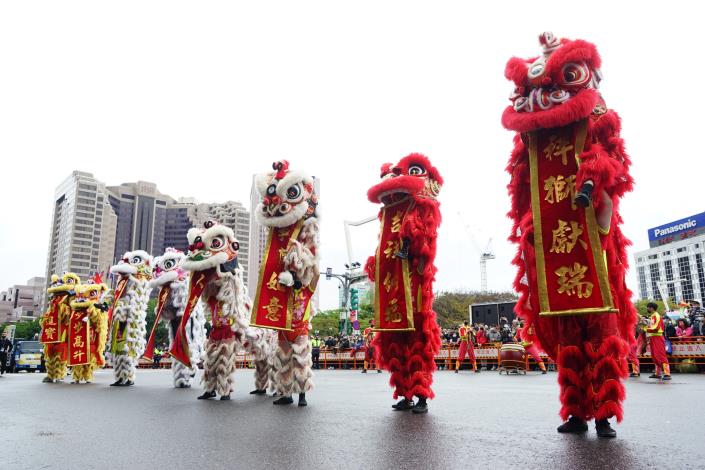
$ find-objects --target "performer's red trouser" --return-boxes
[553,314,629,422]
[524,344,546,370]
[627,335,644,373]
[648,335,670,375]
[456,341,476,369]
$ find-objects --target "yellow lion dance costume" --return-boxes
[40,273,81,383]
[68,275,109,384]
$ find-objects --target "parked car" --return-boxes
[12,340,45,373]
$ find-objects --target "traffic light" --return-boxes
[350,288,359,311]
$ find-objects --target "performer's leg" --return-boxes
[173,360,193,388]
[526,345,546,373]
[467,342,478,372]
[409,316,440,414]
[198,339,220,399]
[455,341,468,372]
[111,354,131,386]
[584,315,628,438]
[290,335,313,406]
[273,336,295,404]
[252,343,271,394]
[649,336,669,379]
[556,318,589,433]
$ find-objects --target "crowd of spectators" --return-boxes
[441,317,519,346]
[664,302,705,340]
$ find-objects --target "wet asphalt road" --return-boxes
[1,368,703,470]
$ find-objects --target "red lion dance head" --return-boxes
[502,31,603,133]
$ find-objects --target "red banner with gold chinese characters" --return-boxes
[529,119,616,317]
[170,270,214,367]
[251,221,305,331]
[40,296,65,344]
[143,286,170,361]
[68,311,91,366]
[373,198,416,331]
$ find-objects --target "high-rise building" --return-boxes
[634,212,705,304]
[45,171,117,300]
[0,277,46,323]
[107,181,172,260]
[45,173,251,307]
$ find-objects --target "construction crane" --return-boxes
[458,212,496,293]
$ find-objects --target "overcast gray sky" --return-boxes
[1,1,703,310]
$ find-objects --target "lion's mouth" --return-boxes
[511,87,572,113]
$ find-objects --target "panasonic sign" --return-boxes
[648,212,705,247]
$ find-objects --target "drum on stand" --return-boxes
[499,343,526,375]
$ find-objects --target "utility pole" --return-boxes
[325,263,368,334]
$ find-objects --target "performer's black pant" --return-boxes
[0,352,7,374]
[312,349,320,369]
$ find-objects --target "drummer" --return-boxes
[455,321,479,373]
[515,322,547,374]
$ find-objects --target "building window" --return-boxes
[678,256,694,301]
[664,260,676,299]
[696,254,705,301]
[649,263,660,299]
[677,247,686,253]
[637,266,648,299]
[648,254,658,260]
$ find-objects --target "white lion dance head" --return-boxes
[111,250,153,280]
[254,160,318,228]
[151,248,187,288]
[181,220,240,276]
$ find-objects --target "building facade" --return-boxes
[44,171,117,300]
[45,173,251,307]
[634,212,705,304]
[0,277,46,323]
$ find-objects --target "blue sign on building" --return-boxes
[648,212,705,247]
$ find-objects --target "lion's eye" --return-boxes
[164,260,175,269]
[286,185,301,200]
[408,165,425,176]
[210,236,224,250]
[132,256,142,264]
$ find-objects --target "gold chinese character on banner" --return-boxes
[384,240,400,259]
[73,320,83,333]
[391,212,403,233]
[544,174,576,208]
[73,335,85,348]
[277,229,291,241]
[263,298,284,322]
[383,272,398,294]
[550,219,587,254]
[44,327,56,339]
[267,272,283,291]
[555,262,594,298]
[385,298,402,323]
[543,135,574,166]
[45,314,57,325]
[72,350,85,361]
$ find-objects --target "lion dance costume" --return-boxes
[68,275,109,383]
[365,153,443,414]
[503,32,636,437]
[40,273,80,383]
[171,220,275,400]
[146,248,206,388]
[108,250,153,386]
[251,161,319,407]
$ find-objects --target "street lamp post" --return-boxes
[326,262,368,335]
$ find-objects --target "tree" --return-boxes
[1,319,42,340]
[144,298,169,349]
[634,299,667,318]
[433,290,518,328]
